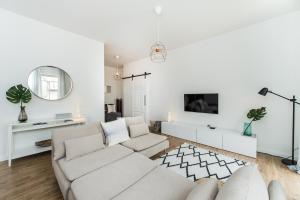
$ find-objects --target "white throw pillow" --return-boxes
[215,165,269,200]
[101,119,130,146]
[64,134,105,161]
[107,104,116,113]
[129,123,149,138]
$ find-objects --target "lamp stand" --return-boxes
[259,88,300,166]
[281,95,297,165]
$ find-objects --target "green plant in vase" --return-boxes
[6,84,32,122]
[243,107,267,136]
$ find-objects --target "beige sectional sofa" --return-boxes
[52,118,286,200]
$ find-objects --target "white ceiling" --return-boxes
[0,0,299,66]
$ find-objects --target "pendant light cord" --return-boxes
[156,15,160,43]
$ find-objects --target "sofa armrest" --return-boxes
[268,180,287,200]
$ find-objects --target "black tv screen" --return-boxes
[184,94,218,114]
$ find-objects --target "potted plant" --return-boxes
[243,107,267,136]
[6,84,32,122]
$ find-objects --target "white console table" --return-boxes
[162,121,257,158]
[8,117,86,167]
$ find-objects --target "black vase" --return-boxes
[18,106,28,123]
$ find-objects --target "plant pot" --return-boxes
[243,122,252,136]
[18,106,28,123]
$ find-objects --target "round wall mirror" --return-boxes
[28,66,73,101]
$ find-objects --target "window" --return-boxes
[41,75,59,100]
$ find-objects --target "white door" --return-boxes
[132,77,148,120]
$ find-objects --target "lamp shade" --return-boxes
[258,88,269,96]
[150,42,167,63]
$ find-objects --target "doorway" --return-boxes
[131,76,148,121]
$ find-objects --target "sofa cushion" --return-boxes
[185,179,219,200]
[52,122,103,160]
[215,165,269,200]
[58,144,133,181]
[71,153,158,200]
[113,166,196,200]
[139,140,169,158]
[101,119,130,146]
[129,123,149,138]
[65,134,105,161]
[124,116,145,127]
[121,133,168,152]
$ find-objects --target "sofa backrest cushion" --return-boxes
[124,116,145,128]
[52,122,103,160]
[65,134,105,161]
[215,165,269,200]
[101,119,130,146]
[129,123,149,138]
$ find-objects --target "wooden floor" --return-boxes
[0,136,299,200]
[0,152,62,200]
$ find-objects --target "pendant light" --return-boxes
[114,55,121,80]
[150,6,167,63]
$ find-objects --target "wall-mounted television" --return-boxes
[184,93,218,114]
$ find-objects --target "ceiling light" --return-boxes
[150,5,167,63]
[114,55,121,80]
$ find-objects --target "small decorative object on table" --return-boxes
[243,107,267,136]
[56,113,73,119]
[207,125,216,130]
[6,84,32,122]
[35,139,52,147]
[33,122,48,126]
[149,121,162,134]
[167,112,172,122]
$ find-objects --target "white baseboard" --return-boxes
[257,148,298,160]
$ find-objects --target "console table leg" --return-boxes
[8,127,12,167]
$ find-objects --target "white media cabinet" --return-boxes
[162,121,257,158]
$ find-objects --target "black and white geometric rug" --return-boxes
[156,143,248,182]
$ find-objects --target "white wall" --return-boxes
[124,11,300,159]
[0,9,105,161]
[105,66,123,104]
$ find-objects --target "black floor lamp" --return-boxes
[258,87,299,166]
